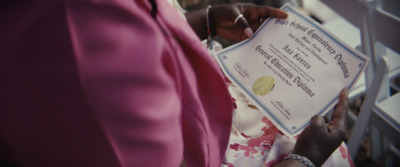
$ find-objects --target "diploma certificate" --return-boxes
[214,4,369,136]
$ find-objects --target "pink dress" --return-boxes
[0,0,232,166]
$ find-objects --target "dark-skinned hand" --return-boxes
[209,3,288,42]
[293,88,348,166]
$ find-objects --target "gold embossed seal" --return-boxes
[252,76,275,96]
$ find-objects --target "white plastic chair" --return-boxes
[347,56,400,160]
[317,0,368,103]
[345,0,400,165]
[304,0,399,164]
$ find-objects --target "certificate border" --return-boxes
[215,4,368,135]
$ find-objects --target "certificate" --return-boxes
[214,3,369,136]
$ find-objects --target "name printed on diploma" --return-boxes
[214,3,368,136]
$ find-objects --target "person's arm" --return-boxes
[185,3,288,42]
[185,8,208,40]
[66,1,184,166]
[275,88,349,167]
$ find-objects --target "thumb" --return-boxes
[309,115,327,129]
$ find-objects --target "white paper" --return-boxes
[214,3,369,136]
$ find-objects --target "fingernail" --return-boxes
[341,87,348,98]
[244,28,254,38]
[281,12,289,19]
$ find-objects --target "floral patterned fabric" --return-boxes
[221,82,355,167]
[207,41,354,167]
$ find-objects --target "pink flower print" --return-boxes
[245,116,279,154]
[229,116,282,159]
[265,159,277,167]
[231,98,237,109]
[261,117,275,127]
[247,133,276,149]
[339,145,348,159]
[260,144,273,156]
[243,147,258,158]
[224,76,232,84]
[240,132,252,138]
[230,143,240,151]
[229,143,258,158]
[350,159,355,167]
[261,117,279,135]
[233,102,237,109]
[339,145,355,167]
[261,126,279,136]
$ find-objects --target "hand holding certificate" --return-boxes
[214,3,369,136]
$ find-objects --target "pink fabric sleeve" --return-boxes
[0,1,232,166]
[66,1,184,166]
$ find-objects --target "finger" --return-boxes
[323,116,329,124]
[236,16,254,38]
[231,6,254,39]
[329,88,348,128]
[256,6,288,19]
[309,115,327,129]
